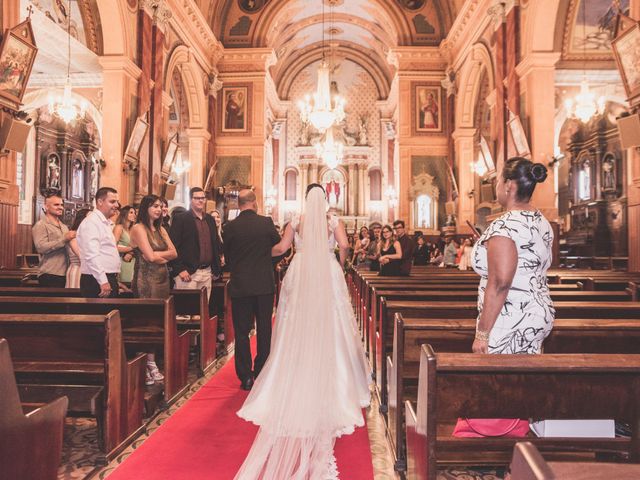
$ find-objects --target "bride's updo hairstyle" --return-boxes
[305,183,326,197]
[502,157,548,202]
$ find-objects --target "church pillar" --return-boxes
[99,56,142,201]
[348,163,357,216]
[300,163,309,202]
[309,163,319,184]
[186,128,211,189]
[453,128,477,233]
[357,163,366,216]
[627,0,640,271]
[516,52,560,221]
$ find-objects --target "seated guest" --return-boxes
[430,248,443,266]
[442,237,458,267]
[32,191,75,287]
[378,225,403,276]
[413,235,430,266]
[458,237,473,271]
[113,205,136,284]
[393,220,414,276]
[77,187,121,298]
[472,158,554,355]
[65,209,91,288]
[130,195,178,386]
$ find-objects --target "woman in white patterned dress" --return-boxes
[234,183,371,479]
[471,158,555,355]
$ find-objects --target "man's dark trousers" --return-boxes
[232,293,273,382]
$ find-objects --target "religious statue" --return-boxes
[325,179,341,207]
[602,158,616,191]
[299,118,311,146]
[71,159,84,199]
[90,154,100,198]
[357,115,368,146]
[47,155,61,190]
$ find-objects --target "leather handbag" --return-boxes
[453,418,530,438]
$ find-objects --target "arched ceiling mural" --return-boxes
[203,0,463,99]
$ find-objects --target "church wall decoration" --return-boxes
[124,116,149,166]
[238,0,267,14]
[412,83,444,135]
[612,21,640,103]
[216,156,251,187]
[398,0,426,11]
[219,85,251,135]
[0,19,37,108]
[508,115,531,158]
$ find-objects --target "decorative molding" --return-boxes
[388,46,446,71]
[208,73,223,98]
[219,48,277,73]
[98,55,143,80]
[515,52,561,79]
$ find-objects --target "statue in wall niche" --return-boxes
[47,154,61,190]
[357,115,368,146]
[602,158,616,191]
[90,154,100,198]
[71,159,84,199]
[299,118,312,146]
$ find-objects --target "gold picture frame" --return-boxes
[220,85,250,135]
[508,115,531,158]
[612,22,640,103]
[124,116,149,162]
[412,83,444,135]
[0,19,38,107]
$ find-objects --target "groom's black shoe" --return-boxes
[240,377,254,391]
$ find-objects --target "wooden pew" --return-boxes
[0,338,68,480]
[0,296,190,403]
[509,441,640,480]
[0,312,146,460]
[376,300,640,410]
[389,314,640,471]
[405,346,640,480]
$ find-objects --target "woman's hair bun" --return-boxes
[529,163,548,183]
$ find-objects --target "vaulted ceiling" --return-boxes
[202,0,464,97]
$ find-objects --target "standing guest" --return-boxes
[169,187,221,300]
[413,235,430,266]
[378,225,403,276]
[77,187,121,298]
[393,220,415,276]
[130,195,177,385]
[430,247,443,266]
[458,237,473,271]
[352,226,371,268]
[113,205,136,284]
[32,192,75,287]
[159,197,171,230]
[455,239,464,265]
[366,223,382,271]
[130,195,176,299]
[223,189,281,390]
[442,237,458,267]
[210,209,225,268]
[170,205,186,224]
[472,158,554,354]
[65,208,91,288]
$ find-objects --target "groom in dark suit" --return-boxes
[223,189,281,390]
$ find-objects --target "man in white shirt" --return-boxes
[77,187,122,298]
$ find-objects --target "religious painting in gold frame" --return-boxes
[124,116,149,162]
[612,22,640,103]
[508,115,531,158]
[0,19,37,107]
[412,83,444,135]
[220,85,250,135]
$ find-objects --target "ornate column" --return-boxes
[309,163,319,184]
[516,52,560,220]
[186,128,211,189]
[348,163,357,216]
[98,55,142,201]
[300,162,309,201]
[453,127,477,232]
[357,163,366,216]
[628,1,640,272]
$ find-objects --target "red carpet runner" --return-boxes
[108,348,375,479]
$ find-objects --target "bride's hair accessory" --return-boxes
[305,183,326,197]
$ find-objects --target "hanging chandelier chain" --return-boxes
[67,0,72,80]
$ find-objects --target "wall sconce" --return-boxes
[385,185,398,208]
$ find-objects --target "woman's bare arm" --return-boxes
[157,227,178,261]
[333,220,349,266]
[272,224,294,256]
[130,225,168,264]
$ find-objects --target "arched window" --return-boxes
[285,169,297,201]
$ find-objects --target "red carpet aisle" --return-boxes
[107,349,374,479]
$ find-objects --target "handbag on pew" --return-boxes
[453,418,530,438]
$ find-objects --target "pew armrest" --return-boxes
[126,353,146,436]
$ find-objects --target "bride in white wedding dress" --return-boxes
[234,184,371,479]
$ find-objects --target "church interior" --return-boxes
[1,0,640,479]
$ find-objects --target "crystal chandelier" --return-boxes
[48,0,86,123]
[172,146,191,175]
[315,126,344,170]
[297,1,345,132]
[563,0,605,123]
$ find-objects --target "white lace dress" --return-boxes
[235,213,371,479]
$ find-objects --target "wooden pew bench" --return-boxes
[0,296,190,404]
[376,300,640,408]
[405,346,640,480]
[388,314,640,471]
[0,338,68,480]
[0,312,145,460]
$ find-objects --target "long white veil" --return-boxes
[235,186,358,479]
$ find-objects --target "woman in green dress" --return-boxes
[113,205,136,284]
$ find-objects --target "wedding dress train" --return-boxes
[234,188,371,479]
